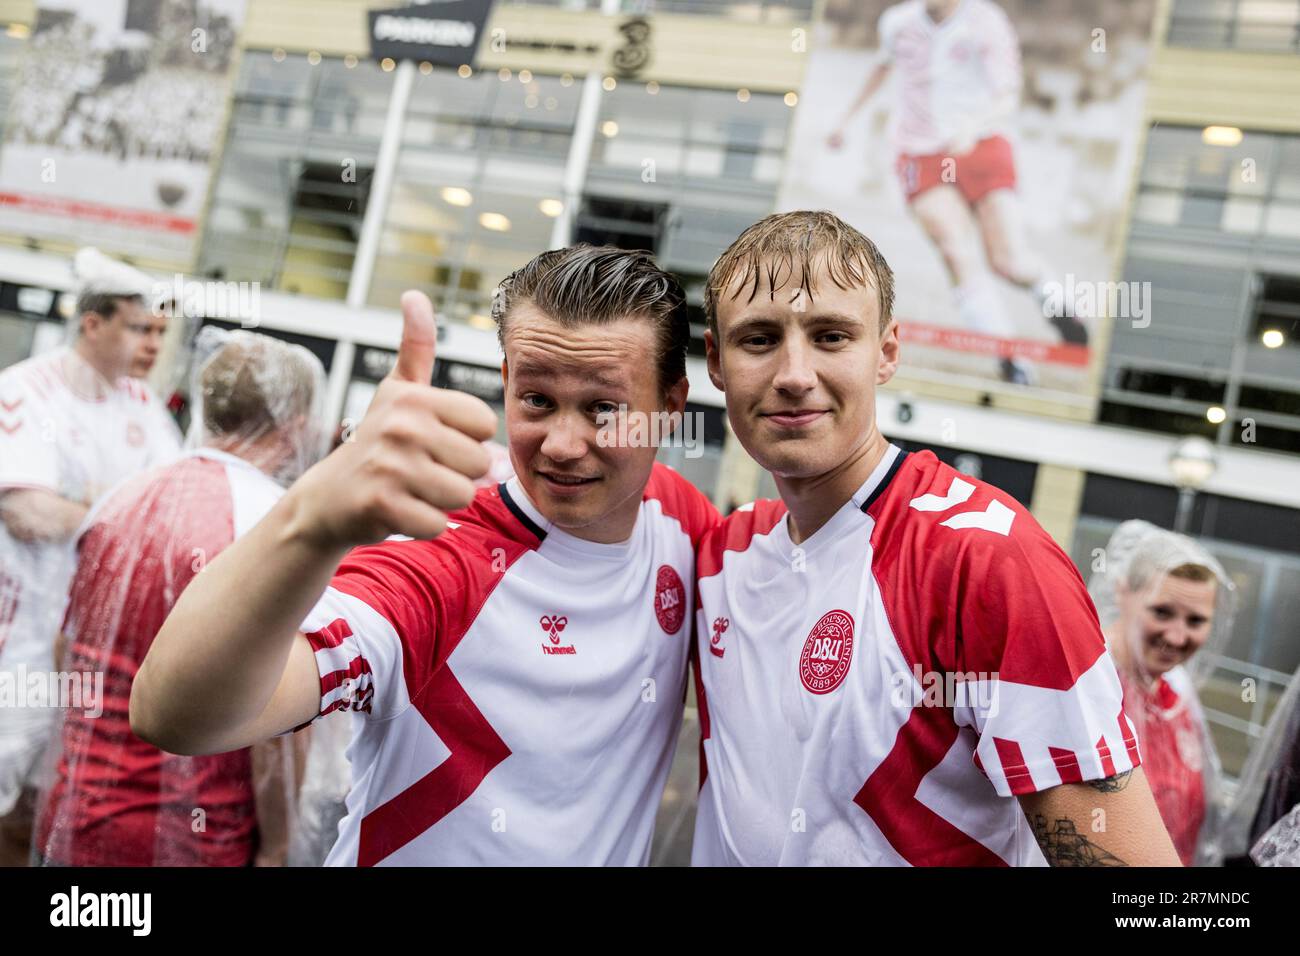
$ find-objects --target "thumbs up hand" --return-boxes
[288,291,499,548]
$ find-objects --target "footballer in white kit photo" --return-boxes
[793,0,1155,396]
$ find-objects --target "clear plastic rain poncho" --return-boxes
[34,328,328,866]
[1219,661,1300,865]
[1088,520,1237,867]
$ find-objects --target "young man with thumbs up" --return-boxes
[131,245,718,866]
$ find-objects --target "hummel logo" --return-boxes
[539,614,575,656]
[540,614,567,643]
[710,617,728,659]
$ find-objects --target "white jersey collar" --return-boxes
[501,476,639,560]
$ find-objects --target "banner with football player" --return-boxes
[782,0,1157,404]
[0,0,247,268]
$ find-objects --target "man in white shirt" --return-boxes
[692,210,1180,866]
[0,248,180,864]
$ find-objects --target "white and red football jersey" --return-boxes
[0,347,181,673]
[691,446,1139,867]
[878,0,1022,155]
[38,447,283,867]
[299,462,719,866]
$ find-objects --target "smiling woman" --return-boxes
[1091,520,1239,866]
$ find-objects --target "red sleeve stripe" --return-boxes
[320,655,373,695]
[319,696,354,719]
[1118,708,1142,767]
[304,615,376,718]
[1049,746,1083,785]
[993,736,1038,796]
[305,616,353,650]
[1095,736,1117,778]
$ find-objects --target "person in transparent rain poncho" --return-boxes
[1219,657,1300,867]
[0,248,181,866]
[1089,520,1237,867]
[33,329,328,866]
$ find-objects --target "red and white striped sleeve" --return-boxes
[299,541,446,723]
[953,517,1141,797]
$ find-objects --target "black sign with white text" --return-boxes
[368,0,494,68]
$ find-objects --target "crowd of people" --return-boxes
[7,13,228,164]
[0,212,1297,866]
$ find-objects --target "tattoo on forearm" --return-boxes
[1031,814,1128,867]
[1087,770,1132,793]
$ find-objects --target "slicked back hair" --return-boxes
[705,210,895,337]
[75,291,144,332]
[491,244,688,394]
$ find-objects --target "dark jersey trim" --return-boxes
[860,450,910,515]
[498,482,547,542]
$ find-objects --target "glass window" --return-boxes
[198,52,393,298]
[587,82,792,279]
[1135,126,1300,237]
[368,68,581,315]
[1261,566,1300,673]
[590,83,789,197]
[617,0,813,22]
[1168,0,1300,51]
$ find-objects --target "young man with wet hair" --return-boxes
[692,211,1180,866]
